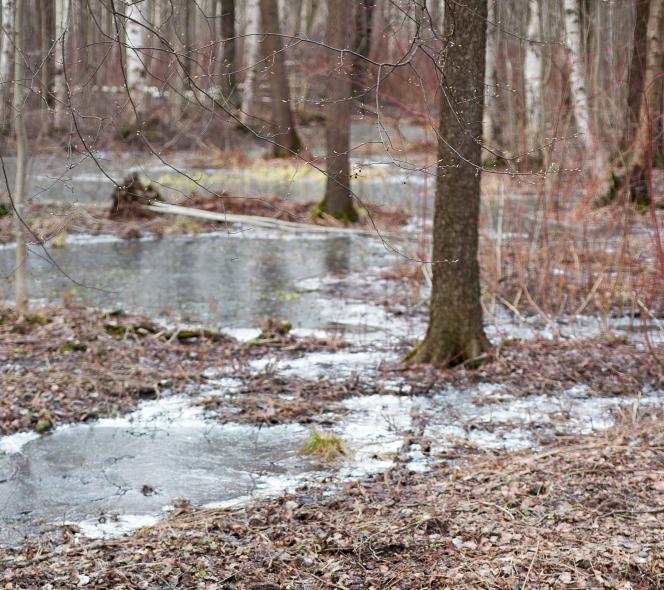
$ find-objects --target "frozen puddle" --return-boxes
[1,376,661,546]
[0,389,412,546]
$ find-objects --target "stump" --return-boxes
[108,173,162,220]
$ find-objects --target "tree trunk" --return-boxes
[608,0,663,205]
[350,0,375,101]
[40,0,55,110]
[54,0,70,129]
[524,0,543,155]
[124,0,146,100]
[239,0,260,125]
[0,0,15,123]
[623,0,651,149]
[259,0,302,157]
[412,0,490,366]
[319,0,357,222]
[12,0,28,320]
[563,0,592,151]
[218,0,238,106]
[483,0,497,148]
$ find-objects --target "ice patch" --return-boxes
[73,514,160,539]
[0,431,40,455]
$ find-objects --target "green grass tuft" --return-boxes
[300,430,347,461]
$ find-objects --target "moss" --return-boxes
[60,341,87,353]
[175,328,223,341]
[300,430,347,461]
[26,314,52,326]
[104,323,128,338]
[0,203,9,217]
[312,201,359,225]
[34,416,53,434]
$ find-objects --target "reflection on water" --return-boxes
[0,231,388,329]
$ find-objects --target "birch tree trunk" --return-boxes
[54,0,70,129]
[320,0,357,222]
[239,0,260,125]
[259,0,302,156]
[0,0,15,122]
[524,0,542,154]
[607,0,663,205]
[563,0,592,151]
[12,0,28,320]
[124,0,146,100]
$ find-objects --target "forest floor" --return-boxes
[1,305,663,588]
[0,303,662,438]
[1,404,662,589]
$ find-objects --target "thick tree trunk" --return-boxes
[239,0,260,125]
[12,0,28,320]
[350,0,375,101]
[608,0,663,205]
[259,0,302,157]
[54,0,70,129]
[0,0,15,123]
[563,0,592,151]
[623,0,651,149]
[218,0,238,106]
[412,0,490,366]
[320,0,357,222]
[524,0,543,154]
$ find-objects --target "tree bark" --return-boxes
[412,0,490,366]
[350,0,375,101]
[124,0,146,100]
[12,0,28,320]
[54,0,70,129]
[320,0,357,222]
[563,0,592,151]
[623,0,651,149]
[0,0,15,123]
[239,0,260,125]
[259,0,302,157]
[524,0,543,154]
[483,0,497,149]
[608,0,663,205]
[218,0,238,106]
[40,0,55,110]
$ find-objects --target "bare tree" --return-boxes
[54,0,71,129]
[608,0,663,205]
[218,0,238,106]
[350,0,375,101]
[259,0,302,156]
[0,0,15,122]
[563,0,592,152]
[124,0,147,101]
[623,0,651,148]
[12,0,28,320]
[319,0,357,222]
[239,0,260,124]
[524,0,542,155]
[412,0,490,366]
